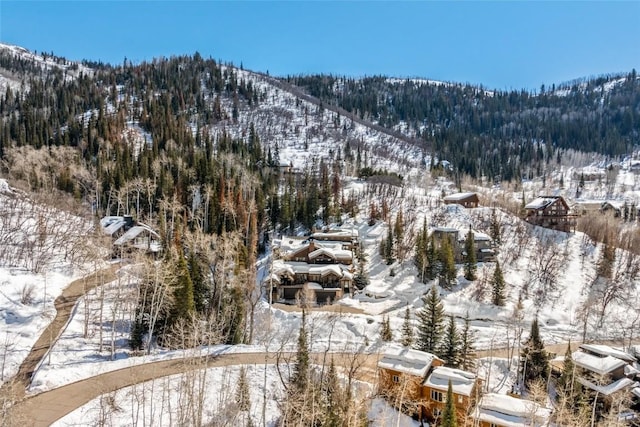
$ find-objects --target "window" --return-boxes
[458,395,464,404]
[489,424,500,427]
[431,390,445,402]
[392,375,400,383]
[433,408,442,418]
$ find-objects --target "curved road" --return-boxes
[11,351,381,426]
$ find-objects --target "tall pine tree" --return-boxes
[491,260,506,306]
[463,228,477,281]
[438,237,456,290]
[459,312,476,371]
[400,308,414,347]
[520,317,549,388]
[441,380,458,427]
[415,285,445,353]
[439,314,461,367]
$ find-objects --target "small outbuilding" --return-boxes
[443,192,480,208]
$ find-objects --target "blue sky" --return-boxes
[1,1,638,90]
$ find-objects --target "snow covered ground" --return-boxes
[0,180,102,385]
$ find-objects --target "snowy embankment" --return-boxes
[0,179,102,386]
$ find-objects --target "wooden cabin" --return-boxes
[443,192,480,208]
[524,196,575,232]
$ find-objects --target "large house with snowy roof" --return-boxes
[443,192,480,208]
[524,195,576,232]
[422,366,480,421]
[100,215,162,256]
[551,344,640,416]
[377,345,444,415]
[471,393,551,427]
[570,344,639,407]
[377,345,481,422]
[265,235,356,305]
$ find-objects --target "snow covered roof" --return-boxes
[432,227,458,233]
[457,229,491,242]
[577,377,637,396]
[308,247,353,261]
[311,229,358,241]
[443,192,478,201]
[423,366,476,396]
[471,393,551,427]
[632,387,640,399]
[113,225,161,252]
[524,196,562,210]
[378,345,440,378]
[579,344,636,363]
[100,216,127,235]
[572,351,627,376]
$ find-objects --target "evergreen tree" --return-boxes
[441,380,458,427]
[414,218,429,283]
[323,358,344,427]
[188,251,208,314]
[415,285,445,353]
[557,342,575,395]
[425,235,438,281]
[236,366,250,411]
[439,314,461,367]
[172,254,195,321]
[292,310,310,392]
[394,210,404,260]
[381,316,393,341]
[459,311,476,371]
[385,223,395,265]
[400,308,414,347]
[521,318,549,388]
[491,260,506,306]
[463,228,477,281]
[438,237,456,290]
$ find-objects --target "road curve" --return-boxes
[13,266,118,391]
[11,351,381,426]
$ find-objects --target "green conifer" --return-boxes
[463,228,477,281]
[415,285,445,353]
[441,380,458,427]
[439,314,461,367]
[400,308,414,347]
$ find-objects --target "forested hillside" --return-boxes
[287,72,640,181]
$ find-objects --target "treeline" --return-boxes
[287,71,640,181]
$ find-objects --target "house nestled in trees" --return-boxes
[559,344,640,412]
[378,345,444,417]
[470,393,551,427]
[422,366,480,421]
[265,230,357,305]
[524,196,576,232]
[443,192,480,208]
[431,227,496,263]
[377,345,480,423]
[100,215,162,256]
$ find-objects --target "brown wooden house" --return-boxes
[524,196,576,232]
[421,366,480,422]
[444,192,480,208]
[377,345,443,416]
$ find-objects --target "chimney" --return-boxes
[123,215,134,230]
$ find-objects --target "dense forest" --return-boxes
[287,72,640,181]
